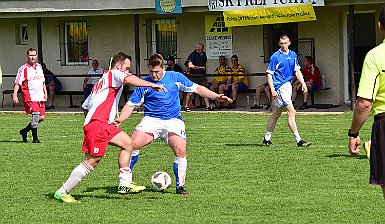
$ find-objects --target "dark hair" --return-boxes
[380,4,385,28]
[27,48,37,55]
[219,55,226,60]
[184,60,190,67]
[167,55,175,61]
[148,53,163,67]
[111,52,132,68]
[304,56,313,64]
[231,55,238,60]
[279,33,289,40]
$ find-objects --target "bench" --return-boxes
[56,91,84,108]
[310,87,331,105]
[2,89,16,108]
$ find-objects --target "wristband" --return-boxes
[348,129,359,138]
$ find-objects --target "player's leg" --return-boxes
[54,154,97,203]
[286,104,311,147]
[263,105,283,146]
[109,131,146,194]
[129,130,154,170]
[168,133,189,195]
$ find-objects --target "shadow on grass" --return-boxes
[225,143,262,147]
[325,154,368,160]
[83,185,173,195]
[0,139,26,143]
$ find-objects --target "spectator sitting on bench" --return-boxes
[212,55,230,109]
[42,63,62,110]
[292,56,321,110]
[251,82,271,110]
[83,59,104,100]
[219,55,247,109]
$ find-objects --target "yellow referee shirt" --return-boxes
[357,39,385,116]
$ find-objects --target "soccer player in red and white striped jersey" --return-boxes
[54,52,166,203]
[13,48,47,143]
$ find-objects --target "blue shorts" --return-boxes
[227,82,248,93]
[311,83,320,91]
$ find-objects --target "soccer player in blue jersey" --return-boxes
[113,53,232,195]
[262,34,311,147]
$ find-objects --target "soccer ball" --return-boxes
[151,171,172,191]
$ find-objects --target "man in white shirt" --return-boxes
[13,48,47,143]
[83,59,104,100]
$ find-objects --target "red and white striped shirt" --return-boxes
[82,70,130,126]
[15,63,45,102]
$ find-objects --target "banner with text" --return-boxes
[224,4,316,27]
[205,15,233,59]
[209,0,324,11]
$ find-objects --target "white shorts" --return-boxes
[273,82,293,108]
[135,116,186,142]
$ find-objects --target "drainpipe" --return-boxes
[134,14,141,77]
[348,5,356,110]
[37,17,43,64]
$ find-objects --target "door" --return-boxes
[343,12,376,102]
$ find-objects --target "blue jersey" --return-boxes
[267,49,301,90]
[128,71,197,120]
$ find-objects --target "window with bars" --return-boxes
[146,18,177,60]
[59,21,88,66]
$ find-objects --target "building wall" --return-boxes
[1,3,383,107]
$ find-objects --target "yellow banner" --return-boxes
[224,4,316,27]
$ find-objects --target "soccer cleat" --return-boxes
[297,140,311,147]
[184,106,191,112]
[176,186,189,195]
[262,138,272,147]
[363,140,371,159]
[19,130,27,143]
[32,139,42,143]
[54,191,79,203]
[117,183,146,194]
[298,105,308,110]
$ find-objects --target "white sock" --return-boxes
[58,161,93,195]
[173,157,187,188]
[264,131,272,141]
[119,167,132,186]
[294,131,302,142]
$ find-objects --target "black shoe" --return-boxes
[251,104,263,109]
[19,130,27,143]
[184,106,191,112]
[217,104,225,109]
[206,106,215,111]
[227,103,236,109]
[32,139,42,143]
[262,138,272,147]
[264,104,271,110]
[298,105,308,110]
[45,105,54,110]
[176,186,189,195]
[297,140,311,147]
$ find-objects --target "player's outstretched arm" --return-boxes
[13,84,20,104]
[124,76,167,92]
[112,104,135,128]
[194,85,232,104]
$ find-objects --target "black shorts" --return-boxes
[189,75,207,86]
[369,113,385,186]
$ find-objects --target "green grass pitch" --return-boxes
[0,112,384,223]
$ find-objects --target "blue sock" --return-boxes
[130,154,139,170]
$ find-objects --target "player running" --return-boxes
[54,52,166,203]
[113,53,232,195]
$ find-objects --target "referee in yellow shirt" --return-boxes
[348,4,385,199]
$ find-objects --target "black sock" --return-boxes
[22,123,32,133]
[31,128,38,141]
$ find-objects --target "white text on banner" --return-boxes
[224,4,316,27]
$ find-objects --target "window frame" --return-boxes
[59,21,89,66]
